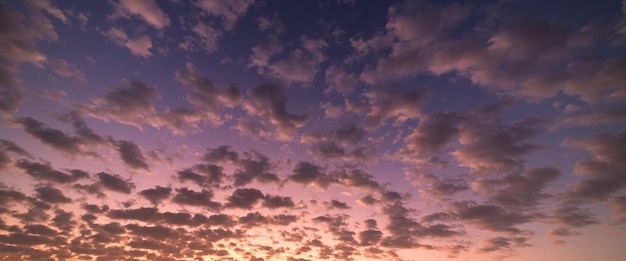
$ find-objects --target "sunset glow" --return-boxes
[1,0,625,260]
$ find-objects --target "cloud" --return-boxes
[112,0,170,29]
[324,65,358,95]
[138,186,172,205]
[551,206,598,228]
[240,84,309,141]
[453,116,542,174]
[16,160,88,184]
[96,172,135,194]
[226,188,265,209]
[563,107,626,126]
[116,140,149,170]
[454,201,534,233]
[263,194,295,209]
[35,184,72,204]
[14,117,82,155]
[172,188,221,210]
[479,237,530,253]
[288,161,330,189]
[175,63,242,125]
[103,27,153,57]
[301,123,376,163]
[562,131,626,201]
[195,0,255,30]
[395,112,462,163]
[108,207,160,222]
[203,145,239,163]
[75,80,163,130]
[473,167,561,209]
[177,164,224,187]
[0,139,31,169]
[46,58,85,81]
[362,88,425,129]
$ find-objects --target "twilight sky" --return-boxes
[0,0,625,260]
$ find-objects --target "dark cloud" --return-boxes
[240,83,309,141]
[474,167,561,209]
[0,139,30,169]
[551,206,598,228]
[226,188,265,209]
[14,117,82,154]
[288,161,329,189]
[233,150,278,186]
[175,63,242,125]
[116,140,149,170]
[479,237,530,253]
[453,117,542,174]
[16,160,88,183]
[172,188,221,210]
[362,89,425,129]
[327,200,350,210]
[108,207,161,222]
[263,195,295,209]
[96,172,135,194]
[562,131,626,201]
[312,214,357,245]
[415,173,469,197]
[301,123,374,162]
[0,188,28,206]
[35,184,71,204]
[609,196,626,224]
[396,112,463,164]
[203,145,239,163]
[138,186,171,205]
[455,201,534,233]
[0,3,47,115]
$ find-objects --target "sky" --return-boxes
[0,0,625,260]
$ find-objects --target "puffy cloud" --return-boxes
[301,123,375,163]
[609,196,626,224]
[562,131,626,201]
[362,89,425,129]
[0,139,31,169]
[195,0,255,30]
[324,65,358,95]
[263,194,295,209]
[175,63,242,125]
[240,84,309,141]
[288,161,330,189]
[14,117,82,155]
[46,58,85,80]
[479,237,530,253]
[455,201,534,233]
[96,172,135,194]
[203,145,239,163]
[116,140,149,170]
[172,188,221,210]
[138,186,172,205]
[16,160,88,184]
[35,184,71,204]
[226,188,265,209]
[76,80,161,129]
[562,107,626,126]
[473,167,561,209]
[112,0,170,29]
[108,207,160,222]
[453,117,542,174]
[103,27,153,57]
[0,4,46,115]
[551,206,598,228]
[395,112,463,164]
